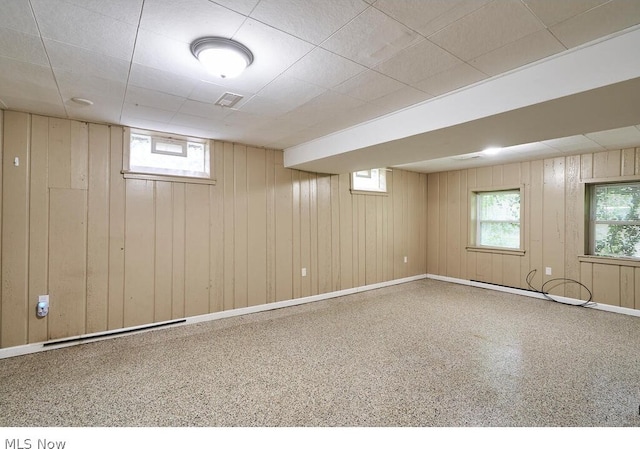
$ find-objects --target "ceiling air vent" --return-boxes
[452,153,481,161]
[214,92,244,108]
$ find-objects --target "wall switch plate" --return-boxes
[404,256,408,263]
[302,268,307,277]
[545,267,552,276]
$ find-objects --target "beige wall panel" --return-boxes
[292,172,301,298]
[49,188,87,340]
[0,110,2,342]
[491,254,503,285]
[542,158,565,291]
[528,160,544,290]
[86,124,110,333]
[154,181,173,322]
[475,252,492,282]
[592,264,620,307]
[385,172,394,282]
[580,153,593,180]
[376,195,384,282]
[222,142,235,310]
[172,183,186,318]
[502,255,520,287]
[620,266,634,309]
[247,147,267,307]
[338,173,353,289]
[70,121,88,190]
[580,262,593,302]
[426,173,439,274]
[210,142,224,312]
[408,172,422,276]
[446,171,461,278]
[123,179,155,327]
[357,194,366,285]
[459,170,468,280]
[519,162,531,289]
[393,170,406,278]
[274,163,293,301]
[317,175,333,294]
[491,165,503,186]
[438,172,447,276]
[300,172,311,296]
[265,149,276,303]
[107,127,125,329]
[309,175,319,295]
[593,149,621,178]
[635,268,640,309]
[502,163,521,186]
[185,184,211,316]
[331,175,341,288]
[621,148,635,176]
[234,145,248,309]
[365,195,377,284]
[1,111,30,347]
[466,169,477,280]
[477,166,492,187]
[28,115,49,343]
[564,155,582,299]
[48,118,71,189]
[421,174,428,275]
[635,148,640,175]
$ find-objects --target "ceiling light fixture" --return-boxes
[191,37,253,79]
[482,146,502,156]
[70,97,94,106]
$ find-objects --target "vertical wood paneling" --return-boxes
[86,124,110,333]
[364,195,377,284]
[519,162,531,289]
[317,175,332,293]
[185,184,210,316]
[210,142,224,312]
[70,121,88,190]
[635,268,640,309]
[28,115,49,343]
[529,160,544,290]
[107,126,125,329]
[265,149,276,303]
[620,266,634,309]
[580,153,593,180]
[310,175,319,294]
[426,174,439,274]
[172,183,186,318]
[339,173,353,289]
[48,118,71,189]
[222,142,235,310]
[543,158,565,290]
[564,155,582,298]
[123,179,155,327]
[459,170,468,280]
[592,264,620,306]
[466,169,477,279]
[502,255,520,287]
[0,110,2,344]
[385,172,394,281]
[247,147,267,307]
[1,112,30,347]
[154,181,173,322]
[393,170,405,278]
[477,166,492,187]
[580,262,593,302]
[376,195,384,282]
[437,173,447,276]
[593,149,621,178]
[446,171,461,278]
[292,172,301,298]
[274,159,293,301]
[491,254,503,285]
[330,175,341,289]
[357,194,366,285]
[234,145,248,309]
[300,172,311,296]
[49,188,87,339]
[621,148,635,176]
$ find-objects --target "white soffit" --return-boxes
[284,26,640,174]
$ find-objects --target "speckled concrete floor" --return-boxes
[1,279,639,427]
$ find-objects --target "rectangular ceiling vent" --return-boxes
[452,153,481,161]
[215,92,244,108]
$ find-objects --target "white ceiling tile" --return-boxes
[258,75,326,106]
[65,105,122,126]
[62,0,144,25]
[45,39,130,83]
[140,0,245,44]
[375,38,460,85]
[374,0,491,37]
[238,95,296,117]
[122,103,175,123]
[121,116,176,134]
[429,0,544,61]
[125,86,187,112]
[250,0,368,45]
[284,47,367,89]
[30,0,138,60]
[54,71,126,112]
[0,0,39,35]
[0,95,66,118]
[0,58,59,103]
[177,100,231,120]
[541,134,605,152]
[223,110,275,128]
[585,126,640,149]
[414,63,487,96]
[469,30,566,76]
[372,86,433,114]
[129,64,198,98]
[209,0,260,15]
[171,112,225,130]
[321,7,421,68]
[333,70,405,102]
[550,0,640,48]
[523,0,608,27]
[0,28,48,65]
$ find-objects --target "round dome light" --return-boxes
[191,37,253,79]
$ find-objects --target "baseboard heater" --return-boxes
[42,319,187,347]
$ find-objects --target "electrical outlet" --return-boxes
[301,268,307,277]
[545,267,552,276]
[36,295,49,318]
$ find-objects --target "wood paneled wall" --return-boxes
[427,148,640,310]
[0,111,427,349]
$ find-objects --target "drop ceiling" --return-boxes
[1,0,640,174]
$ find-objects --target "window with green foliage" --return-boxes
[475,189,521,249]
[590,182,640,258]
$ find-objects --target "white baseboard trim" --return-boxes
[0,274,427,359]
[427,273,640,318]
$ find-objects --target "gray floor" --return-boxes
[1,279,639,427]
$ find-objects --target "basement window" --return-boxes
[351,168,387,194]
[123,128,214,184]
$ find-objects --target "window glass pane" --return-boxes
[352,168,386,192]
[593,223,640,258]
[479,222,520,248]
[129,133,209,177]
[594,184,640,221]
[479,191,520,221]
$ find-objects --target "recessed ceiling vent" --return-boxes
[452,153,481,161]
[215,92,243,108]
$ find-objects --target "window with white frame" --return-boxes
[589,182,640,258]
[351,168,387,193]
[473,189,522,249]
[124,128,212,181]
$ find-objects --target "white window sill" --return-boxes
[466,246,525,256]
[578,255,640,267]
[122,171,216,186]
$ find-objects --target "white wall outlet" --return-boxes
[545,267,552,276]
[301,268,307,277]
[36,295,49,318]
[404,256,408,263]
